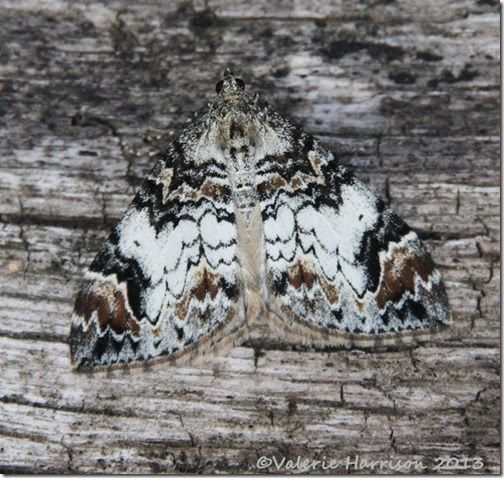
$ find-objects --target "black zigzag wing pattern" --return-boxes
[70,126,245,370]
[256,112,450,347]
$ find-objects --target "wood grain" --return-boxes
[0,0,499,473]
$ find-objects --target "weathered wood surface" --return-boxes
[0,0,500,473]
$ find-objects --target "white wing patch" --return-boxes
[70,139,246,369]
[261,174,449,342]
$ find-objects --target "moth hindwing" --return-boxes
[69,69,450,370]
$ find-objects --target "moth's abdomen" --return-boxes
[230,169,259,220]
[226,144,260,222]
[226,149,268,323]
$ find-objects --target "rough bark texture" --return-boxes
[0,0,500,474]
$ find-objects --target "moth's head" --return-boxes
[210,68,263,152]
[215,67,246,98]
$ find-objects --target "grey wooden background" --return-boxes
[0,0,500,474]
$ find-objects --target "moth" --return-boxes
[70,68,450,370]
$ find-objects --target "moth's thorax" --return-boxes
[212,95,262,148]
[208,95,263,221]
[217,113,260,153]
